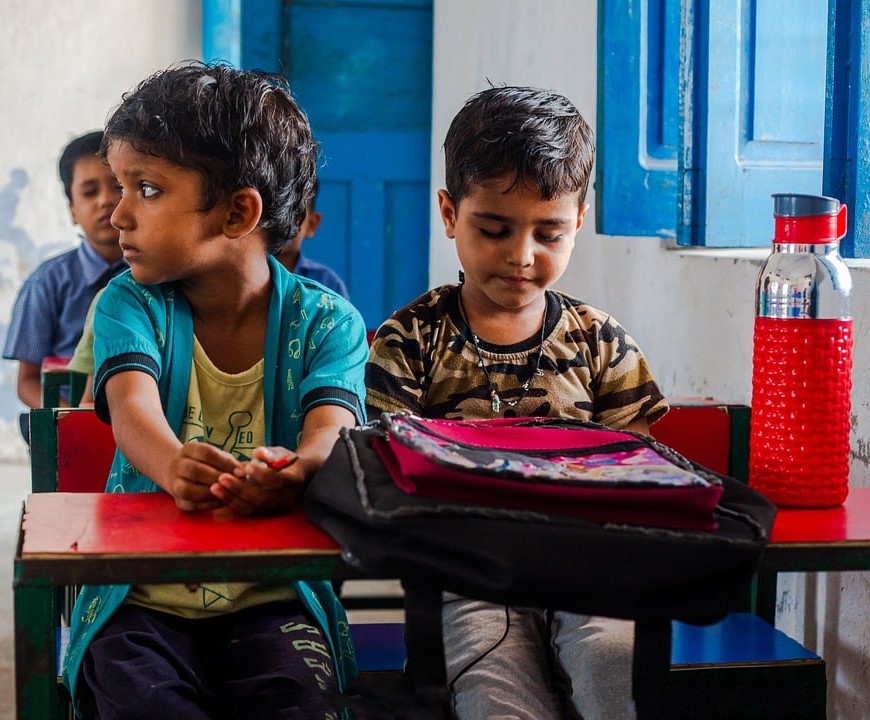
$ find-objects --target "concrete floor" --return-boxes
[1,460,30,720]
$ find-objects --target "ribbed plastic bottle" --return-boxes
[749,194,853,507]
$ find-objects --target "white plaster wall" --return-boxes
[0,0,201,460]
[432,1,870,717]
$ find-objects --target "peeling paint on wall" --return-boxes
[0,168,31,263]
[852,437,870,469]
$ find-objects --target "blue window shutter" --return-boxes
[679,0,827,248]
[824,0,870,259]
[596,0,680,238]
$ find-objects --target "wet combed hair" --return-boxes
[58,131,104,202]
[443,85,595,207]
[101,61,318,254]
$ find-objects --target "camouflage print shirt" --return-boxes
[365,284,668,427]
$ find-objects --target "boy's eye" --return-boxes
[537,233,564,244]
[140,183,159,199]
[479,226,510,239]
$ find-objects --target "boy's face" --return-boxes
[68,154,122,262]
[438,177,587,314]
[107,141,230,286]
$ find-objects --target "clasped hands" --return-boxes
[166,441,304,514]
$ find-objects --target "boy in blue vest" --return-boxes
[3,131,125,437]
[63,62,368,719]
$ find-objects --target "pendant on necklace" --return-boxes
[490,390,501,414]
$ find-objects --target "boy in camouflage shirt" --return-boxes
[366,86,668,720]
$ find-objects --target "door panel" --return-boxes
[285,0,432,328]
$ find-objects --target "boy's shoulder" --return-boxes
[23,243,82,282]
[551,290,619,329]
[388,284,457,326]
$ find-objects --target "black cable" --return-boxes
[447,604,512,693]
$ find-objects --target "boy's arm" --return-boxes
[105,370,240,511]
[622,417,651,436]
[211,403,356,515]
[16,360,43,408]
[365,322,428,418]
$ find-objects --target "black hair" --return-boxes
[58,131,104,202]
[443,85,594,207]
[101,61,318,254]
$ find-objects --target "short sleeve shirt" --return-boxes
[366,284,668,429]
[2,241,125,364]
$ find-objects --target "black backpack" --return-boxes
[305,418,775,626]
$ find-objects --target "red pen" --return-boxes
[267,455,297,471]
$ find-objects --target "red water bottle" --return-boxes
[749,194,853,507]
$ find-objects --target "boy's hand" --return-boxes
[167,441,242,512]
[210,446,305,515]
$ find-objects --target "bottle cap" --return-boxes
[773,193,840,218]
[772,194,846,243]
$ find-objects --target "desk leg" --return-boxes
[14,583,62,720]
[402,583,450,715]
[633,620,671,720]
[755,570,778,625]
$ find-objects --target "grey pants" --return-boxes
[443,594,636,720]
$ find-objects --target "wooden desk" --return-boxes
[757,486,870,622]
[18,487,848,720]
[13,492,343,720]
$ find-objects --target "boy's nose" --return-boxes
[110,201,129,230]
[507,235,535,266]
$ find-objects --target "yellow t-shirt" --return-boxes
[126,337,296,617]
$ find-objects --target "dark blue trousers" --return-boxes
[80,601,344,720]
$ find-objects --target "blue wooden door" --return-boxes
[285,0,432,329]
[203,0,432,329]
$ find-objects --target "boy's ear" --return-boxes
[437,189,457,238]
[575,202,590,232]
[224,188,263,239]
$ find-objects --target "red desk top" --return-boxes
[770,487,870,545]
[25,486,870,553]
[22,492,340,557]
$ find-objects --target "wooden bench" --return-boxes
[345,614,825,720]
[39,356,87,409]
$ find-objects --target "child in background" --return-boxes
[278,180,350,299]
[3,131,125,431]
[63,62,368,719]
[366,86,668,720]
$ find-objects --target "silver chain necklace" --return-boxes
[459,292,547,414]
